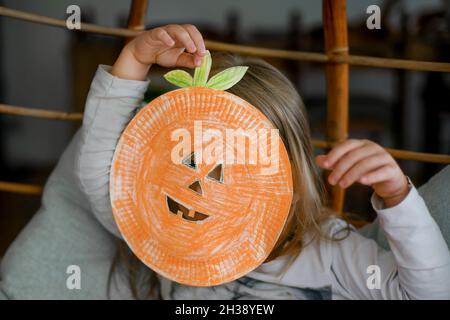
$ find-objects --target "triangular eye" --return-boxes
[188,180,203,195]
[207,164,224,183]
[182,152,197,170]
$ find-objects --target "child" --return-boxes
[76,24,450,299]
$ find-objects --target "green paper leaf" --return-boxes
[193,50,212,86]
[163,70,193,88]
[206,66,249,90]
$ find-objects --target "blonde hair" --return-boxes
[110,53,335,298]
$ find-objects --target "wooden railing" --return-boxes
[0,1,449,216]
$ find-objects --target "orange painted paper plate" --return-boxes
[110,52,293,286]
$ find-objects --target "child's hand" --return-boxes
[111,24,206,81]
[315,139,409,208]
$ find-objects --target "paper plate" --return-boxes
[110,86,293,286]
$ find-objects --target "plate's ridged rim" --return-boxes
[110,87,293,286]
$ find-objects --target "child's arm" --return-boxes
[75,25,206,236]
[316,140,450,299]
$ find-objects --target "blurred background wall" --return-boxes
[0,0,449,254]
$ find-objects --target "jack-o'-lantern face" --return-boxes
[165,152,224,223]
[110,53,293,286]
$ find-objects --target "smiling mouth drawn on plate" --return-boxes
[166,195,209,223]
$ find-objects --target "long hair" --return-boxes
[109,53,337,299]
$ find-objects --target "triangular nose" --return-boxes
[188,180,203,195]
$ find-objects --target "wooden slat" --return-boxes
[385,148,450,164]
[2,6,450,72]
[336,54,450,73]
[127,0,148,31]
[0,181,42,195]
[0,6,137,37]
[0,104,82,121]
[323,0,349,213]
[126,0,148,43]
[204,40,328,63]
[312,139,450,164]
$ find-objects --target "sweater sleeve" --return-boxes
[329,185,450,299]
[75,65,150,237]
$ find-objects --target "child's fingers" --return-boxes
[320,139,366,169]
[327,144,380,185]
[166,25,197,53]
[182,24,206,66]
[182,24,206,56]
[334,153,392,188]
[153,28,175,47]
[358,164,397,185]
[176,52,197,69]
